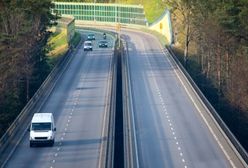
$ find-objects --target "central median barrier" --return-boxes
[122,39,139,168]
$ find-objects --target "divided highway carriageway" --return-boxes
[0,28,248,168]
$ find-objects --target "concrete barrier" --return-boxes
[122,40,139,168]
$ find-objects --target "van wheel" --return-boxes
[30,142,33,147]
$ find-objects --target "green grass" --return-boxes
[47,30,81,66]
[70,32,81,47]
[48,29,67,51]
[140,27,169,45]
[118,0,166,24]
[143,0,166,24]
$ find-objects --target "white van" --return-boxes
[29,113,56,147]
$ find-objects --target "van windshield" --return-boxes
[32,123,51,131]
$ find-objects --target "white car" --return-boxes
[84,40,93,51]
[29,113,56,147]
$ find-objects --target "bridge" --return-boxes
[0,2,248,168]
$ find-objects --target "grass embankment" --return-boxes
[47,30,81,65]
[118,0,165,24]
[141,28,168,46]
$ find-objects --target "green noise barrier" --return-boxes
[53,2,147,25]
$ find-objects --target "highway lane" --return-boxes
[123,30,231,168]
[4,31,114,168]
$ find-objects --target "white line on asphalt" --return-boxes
[160,43,236,168]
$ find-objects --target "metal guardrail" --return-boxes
[122,40,139,168]
[0,42,82,167]
[99,35,118,168]
[166,46,248,167]
[104,40,117,168]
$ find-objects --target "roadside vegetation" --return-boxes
[48,29,81,65]
[162,0,248,151]
[0,0,57,137]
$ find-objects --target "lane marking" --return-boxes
[161,44,236,167]
[155,85,187,167]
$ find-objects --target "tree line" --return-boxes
[164,0,248,150]
[0,0,56,136]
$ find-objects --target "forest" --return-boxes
[164,0,248,150]
[0,0,56,136]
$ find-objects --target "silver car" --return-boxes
[84,40,93,51]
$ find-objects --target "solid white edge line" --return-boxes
[159,44,236,167]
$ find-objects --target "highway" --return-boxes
[4,31,114,168]
[123,29,232,168]
[2,27,246,168]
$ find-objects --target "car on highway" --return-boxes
[29,113,56,147]
[84,40,93,51]
[98,40,108,48]
[87,33,95,40]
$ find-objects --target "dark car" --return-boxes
[98,40,108,48]
[87,33,95,40]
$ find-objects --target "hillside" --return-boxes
[117,0,166,23]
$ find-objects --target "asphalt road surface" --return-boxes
[5,31,114,168]
[123,29,231,168]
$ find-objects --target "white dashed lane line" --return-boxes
[50,83,82,167]
[155,84,188,168]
